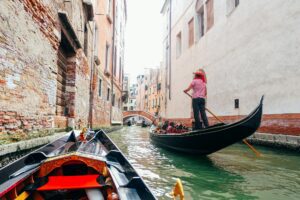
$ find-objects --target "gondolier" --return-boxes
[184,69,209,130]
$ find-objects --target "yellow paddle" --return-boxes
[184,92,261,157]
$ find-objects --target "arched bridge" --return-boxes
[123,111,156,122]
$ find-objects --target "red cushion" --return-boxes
[37,175,102,191]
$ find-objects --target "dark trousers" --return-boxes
[192,98,209,129]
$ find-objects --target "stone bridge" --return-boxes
[122,111,156,122]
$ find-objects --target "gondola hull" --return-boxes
[150,97,263,155]
[0,130,156,200]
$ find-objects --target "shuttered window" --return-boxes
[56,47,68,116]
[188,18,194,47]
[206,0,214,31]
[176,32,182,57]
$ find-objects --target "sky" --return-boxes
[124,0,164,84]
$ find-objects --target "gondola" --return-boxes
[0,129,156,200]
[141,120,148,128]
[150,96,264,155]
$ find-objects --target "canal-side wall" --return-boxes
[248,133,300,152]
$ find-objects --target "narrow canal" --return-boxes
[108,126,300,200]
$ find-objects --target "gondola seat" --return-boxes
[37,175,104,191]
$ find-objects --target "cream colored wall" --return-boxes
[165,0,300,118]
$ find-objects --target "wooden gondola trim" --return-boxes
[38,154,106,177]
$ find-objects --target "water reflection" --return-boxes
[108,127,300,200]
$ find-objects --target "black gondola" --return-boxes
[0,130,156,200]
[141,120,147,128]
[150,96,264,155]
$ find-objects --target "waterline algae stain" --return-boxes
[109,127,300,200]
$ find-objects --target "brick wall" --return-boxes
[0,0,58,134]
[0,0,103,136]
[1,0,124,137]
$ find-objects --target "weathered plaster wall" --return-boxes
[165,0,300,134]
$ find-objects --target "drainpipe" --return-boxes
[168,0,172,100]
[89,22,97,129]
[110,0,116,126]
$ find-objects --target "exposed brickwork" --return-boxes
[92,69,111,128]
[0,0,57,135]
[123,111,156,122]
[0,111,53,134]
[0,0,125,137]
[74,50,91,129]
[20,0,60,50]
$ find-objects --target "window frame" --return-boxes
[188,17,195,48]
[176,32,182,58]
[98,78,102,97]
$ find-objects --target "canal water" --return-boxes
[108,126,300,200]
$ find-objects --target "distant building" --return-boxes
[161,0,300,133]
[136,75,146,111]
[123,74,137,111]
[128,84,137,111]
[134,68,165,117]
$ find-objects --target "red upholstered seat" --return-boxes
[37,175,102,191]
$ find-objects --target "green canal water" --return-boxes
[108,127,300,200]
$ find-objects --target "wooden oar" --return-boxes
[184,92,261,157]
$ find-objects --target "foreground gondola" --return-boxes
[150,97,264,155]
[0,130,156,200]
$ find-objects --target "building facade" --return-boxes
[92,0,127,127]
[136,75,146,111]
[161,0,300,134]
[134,67,165,117]
[0,0,126,136]
[122,74,137,111]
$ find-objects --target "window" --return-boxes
[227,0,239,15]
[106,0,112,20]
[107,88,110,101]
[113,47,117,76]
[176,32,182,57]
[112,93,115,106]
[188,18,194,47]
[94,25,99,56]
[196,7,205,40]
[119,57,122,83]
[105,43,110,72]
[206,0,214,31]
[99,79,102,97]
[84,24,88,56]
[235,0,239,7]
